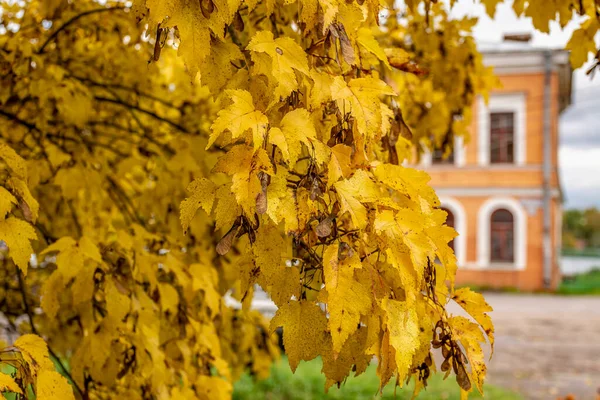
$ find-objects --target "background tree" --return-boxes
[0,0,598,399]
[563,208,600,249]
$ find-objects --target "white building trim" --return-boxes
[477,197,528,271]
[433,187,561,198]
[478,93,527,166]
[455,136,466,167]
[482,50,569,75]
[439,196,467,267]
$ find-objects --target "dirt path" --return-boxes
[449,294,600,399]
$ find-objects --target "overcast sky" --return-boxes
[450,0,600,209]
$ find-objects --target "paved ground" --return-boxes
[449,294,600,400]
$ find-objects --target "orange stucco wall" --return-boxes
[424,70,563,291]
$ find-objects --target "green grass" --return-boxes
[558,268,600,295]
[456,284,521,294]
[561,248,600,257]
[233,356,522,400]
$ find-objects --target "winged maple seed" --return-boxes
[0,0,596,398]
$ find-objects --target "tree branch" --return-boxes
[70,74,181,111]
[94,96,190,134]
[38,7,125,54]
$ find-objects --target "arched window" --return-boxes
[490,209,514,262]
[442,207,455,251]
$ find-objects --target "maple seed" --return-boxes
[153,25,162,62]
[315,217,333,237]
[256,172,270,214]
[200,0,215,19]
[233,12,244,31]
[216,224,240,255]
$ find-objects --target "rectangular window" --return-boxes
[490,112,515,164]
[432,147,455,165]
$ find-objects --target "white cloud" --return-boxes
[560,147,600,208]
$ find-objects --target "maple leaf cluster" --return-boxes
[0,0,597,399]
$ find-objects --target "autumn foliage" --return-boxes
[0,0,598,399]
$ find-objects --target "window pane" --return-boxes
[432,147,455,165]
[490,112,515,164]
[492,209,513,223]
[490,209,515,262]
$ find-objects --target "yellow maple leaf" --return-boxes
[452,287,495,352]
[207,90,269,150]
[248,31,309,100]
[334,170,381,229]
[160,0,236,78]
[566,18,600,68]
[251,223,300,306]
[0,217,37,275]
[7,178,39,223]
[190,263,221,313]
[214,184,241,232]
[0,372,22,395]
[40,271,63,319]
[270,301,329,372]
[357,28,389,68]
[321,327,370,390]
[213,145,273,215]
[200,40,244,94]
[36,369,76,400]
[196,376,232,400]
[327,144,352,186]
[158,283,179,313]
[40,236,101,280]
[308,71,334,110]
[105,278,131,323]
[480,0,502,17]
[426,224,459,286]
[449,316,487,394]
[268,108,317,167]
[14,334,54,372]
[0,143,27,180]
[330,76,395,140]
[0,186,16,219]
[382,298,420,382]
[376,330,397,391]
[180,178,216,234]
[323,244,371,353]
[372,163,438,207]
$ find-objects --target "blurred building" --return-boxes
[421,35,573,290]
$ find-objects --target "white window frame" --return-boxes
[478,93,526,166]
[439,196,467,267]
[477,197,528,270]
